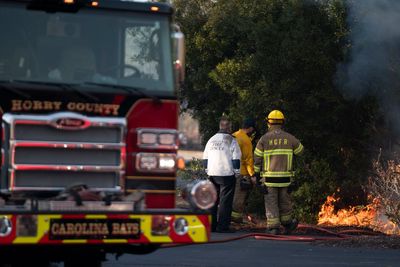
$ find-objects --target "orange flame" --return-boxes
[318,193,400,235]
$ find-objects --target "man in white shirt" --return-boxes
[203,117,241,233]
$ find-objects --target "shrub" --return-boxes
[368,155,400,227]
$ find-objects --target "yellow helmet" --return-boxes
[267,110,285,124]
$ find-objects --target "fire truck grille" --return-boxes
[1,112,126,193]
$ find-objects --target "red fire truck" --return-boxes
[0,0,216,266]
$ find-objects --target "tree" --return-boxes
[175,0,382,222]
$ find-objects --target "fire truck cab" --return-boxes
[0,0,215,266]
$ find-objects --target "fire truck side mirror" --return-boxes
[172,25,185,87]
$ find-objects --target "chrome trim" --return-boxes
[0,216,12,237]
[3,112,126,140]
[135,152,177,173]
[2,112,126,193]
[137,128,178,150]
[10,186,122,192]
[12,165,121,172]
[11,141,124,150]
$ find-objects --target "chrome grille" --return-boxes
[2,112,126,192]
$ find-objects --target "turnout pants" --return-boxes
[264,186,293,229]
[209,175,236,231]
[232,175,251,215]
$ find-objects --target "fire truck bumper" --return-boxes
[0,211,211,245]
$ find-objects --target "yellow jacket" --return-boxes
[233,129,255,176]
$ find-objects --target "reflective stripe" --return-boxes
[267,217,280,227]
[265,182,290,187]
[294,143,304,155]
[262,171,293,177]
[254,166,260,172]
[280,213,292,224]
[264,149,293,155]
[254,148,263,157]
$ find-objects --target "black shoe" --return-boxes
[266,228,280,235]
[283,219,298,235]
[215,227,236,233]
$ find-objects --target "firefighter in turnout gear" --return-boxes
[253,110,304,235]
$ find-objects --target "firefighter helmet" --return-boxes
[267,110,285,124]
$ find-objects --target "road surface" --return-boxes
[104,232,400,267]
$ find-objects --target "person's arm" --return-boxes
[243,139,255,177]
[293,137,304,156]
[231,139,241,175]
[253,137,264,174]
[203,141,210,171]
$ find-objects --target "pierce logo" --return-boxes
[55,118,88,129]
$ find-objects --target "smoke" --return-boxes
[338,0,400,133]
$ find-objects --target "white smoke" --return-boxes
[338,0,400,133]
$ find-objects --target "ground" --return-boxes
[230,217,400,250]
[176,194,400,250]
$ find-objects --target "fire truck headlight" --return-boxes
[138,154,158,170]
[16,215,37,237]
[159,156,176,169]
[174,217,189,236]
[0,216,12,237]
[140,132,157,145]
[137,129,178,149]
[159,133,176,146]
[136,153,177,172]
[187,180,217,210]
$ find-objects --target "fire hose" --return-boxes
[160,224,382,249]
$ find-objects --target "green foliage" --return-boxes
[177,158,208,181]
[174,0,383,220]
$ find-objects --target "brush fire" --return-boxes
[318,192,400,235]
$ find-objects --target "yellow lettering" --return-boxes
[76,103,85,111]
[22,101,32,110]
[112,223,120,235]
[110,105,120,115]
[43,101,53,110]
[284,139,288,145]
[59,224,66,235]
[127,223,139,234]
[269,140,273,145]
[67,102,75,110]
[67,223,74,234]
[51,223,60,235]
[101,224,109,235]
[53,101,62,110]
[11,100,22,111]
[85,103,94,112]
[94,104,103,114]
[33,101,43,110]
[274,139,278,145]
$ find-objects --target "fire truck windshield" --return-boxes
[0,2,174,95]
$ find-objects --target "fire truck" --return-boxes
[0,0,216,266]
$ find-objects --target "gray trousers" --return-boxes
[264,187,293,229]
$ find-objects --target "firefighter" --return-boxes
[203,116,242,233]
[231,118,257,223]
[253,110,304,235]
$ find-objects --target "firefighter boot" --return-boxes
[282,219,298,235]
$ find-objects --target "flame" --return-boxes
[318,193,400,235]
